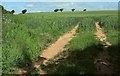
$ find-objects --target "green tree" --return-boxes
[72,9,75,12]
[60,8,64,12]
[22,9,27,14]
[54,9,59,12]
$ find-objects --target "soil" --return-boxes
[94,22,113,74]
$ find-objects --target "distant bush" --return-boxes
[72,9,75,12]
[83,9,87,11]
[22,9,27,14]
[60,8,64,12]
[54,9,59,12]
[11,10,15,14]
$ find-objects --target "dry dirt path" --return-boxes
[18,23,79,74]
[40,24,78,59]
[94,22,113,74]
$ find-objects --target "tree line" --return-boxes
[0,5,87,15]
[54,8,86,12]
[11,8,86,14]
[9,9,27,14]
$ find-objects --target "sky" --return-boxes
[0,2,119,14]
[1,0,120,2]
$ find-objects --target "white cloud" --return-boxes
[26,4,34,7]
[28,10,42,13]
[29,10,42,12]
[50,2,82,9]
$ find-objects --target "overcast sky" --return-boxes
[0,2,119,13]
